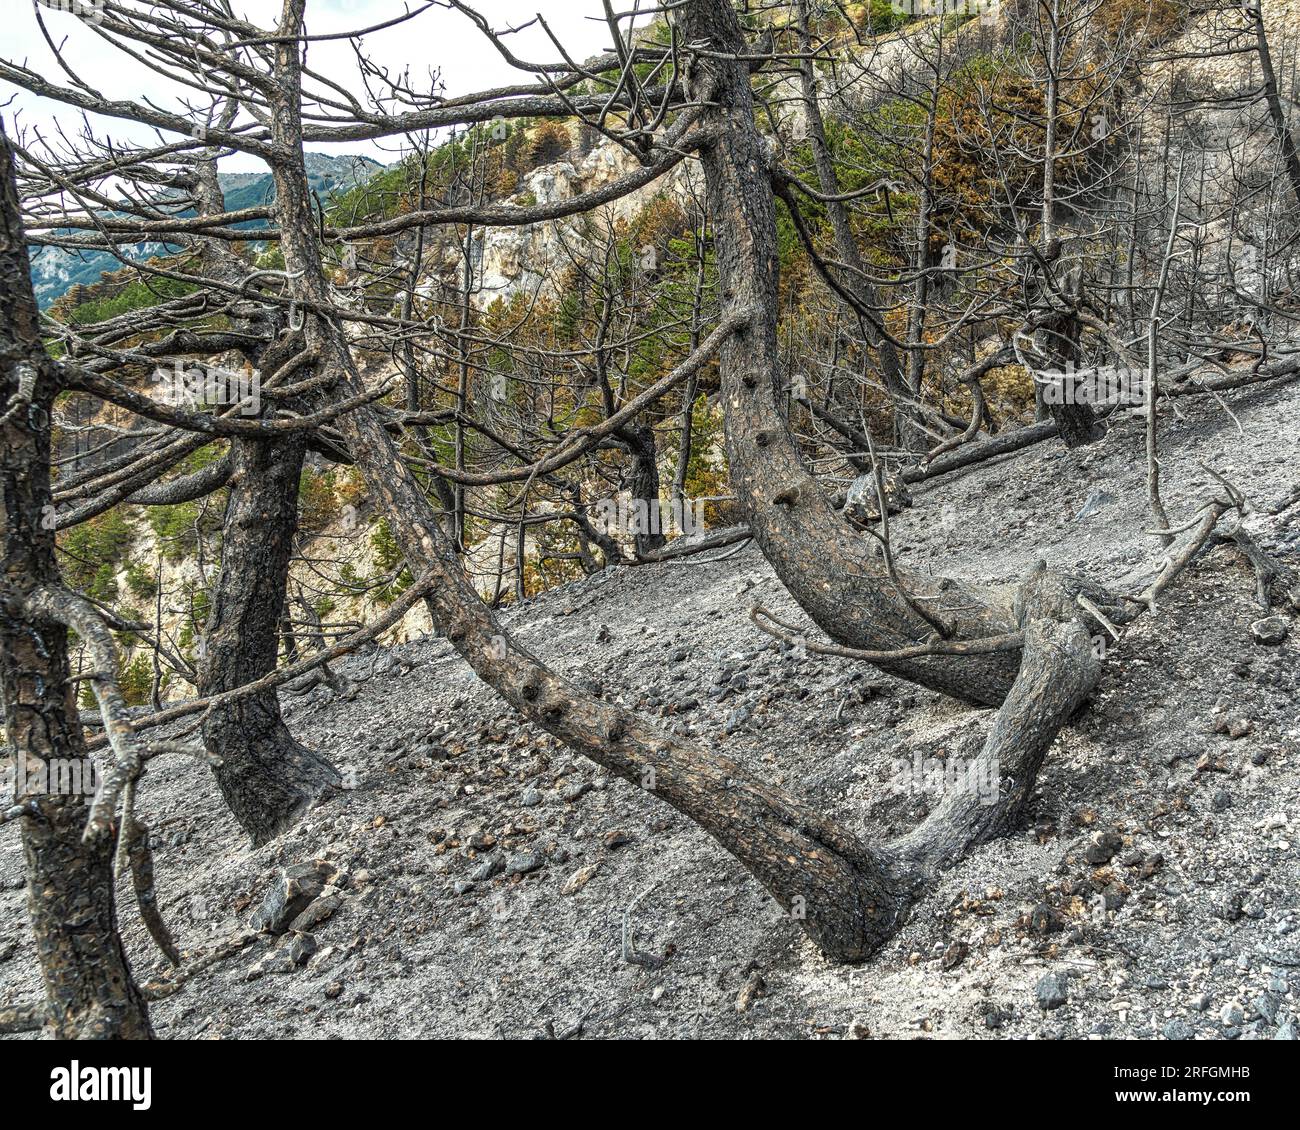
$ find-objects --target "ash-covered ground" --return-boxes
[3,381,1298,1039]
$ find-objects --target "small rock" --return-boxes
[324,981,343,1000]
[520,787,543,808]
[561,863,599,895]
[469,855,504,882]
[941,941,969,970]
[1251,616,1289,646]
[1162,1019,1193,1040]
[1035,972,1068,1010]
[736,972,767,1013]
[1029,903,1062,934]
[289,932,318,966]
[251,860,335,935]
[1252,994,1280,1023]
[1084,829,1123,865]
[724,704,752,734]
[504,851,544,877]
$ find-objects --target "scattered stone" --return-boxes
[469,855,504,882]
[1162,1019,1193,1040]
[1084,829,1123,865]
[724,703,752,734]
[520,787,543,808]
[941,941,969,970]
[736,972,767,1013]
[1029,903,1062,934]
[604,830,632,851]
[504,851,544,878]
[288,891,341,934]
[251,860,336,935]
[289,932,318,966]
[1251,616,1289,646]
[1219,1003,1244,1027]
[1035,972,1068,1010]
[1252,994,1280,1023]
[324,981,344,1000]
[561,863,599,895]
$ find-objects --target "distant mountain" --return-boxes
[30,153,384,309]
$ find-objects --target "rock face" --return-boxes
[456,132,695,312]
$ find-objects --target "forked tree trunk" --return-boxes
[198,433,341,844]
[0,125,152,1038]
[263,0,1102,961]
[191,160,340,844]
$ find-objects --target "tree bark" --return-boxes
[1252,4,1300,212]
[680,0,1025,707]
[188,157,340,844]
[0,124,152,1039]
[617,421,667,556]
[198,433,341,845]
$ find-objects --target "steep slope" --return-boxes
[3,377,1296,1039]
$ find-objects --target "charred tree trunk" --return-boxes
[1251,4,1300,212]
[1038,302,1106,448]
[617,422,667,557]
[198,433,340,845]
[188,158,339,844]
[680,0,1024,707]
[262,0,1102,962]
[0,124,151,1038]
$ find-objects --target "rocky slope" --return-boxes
[3,376,1297,1039]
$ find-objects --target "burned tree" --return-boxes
[1,0,1298,1038]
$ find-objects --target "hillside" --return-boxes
[29,153,384,308]
[4,378,1296,1039]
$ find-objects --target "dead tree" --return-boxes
[0,125,152,1039]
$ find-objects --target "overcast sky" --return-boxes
[2,1,640,172]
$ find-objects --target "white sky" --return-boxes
[2,1,642,172]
